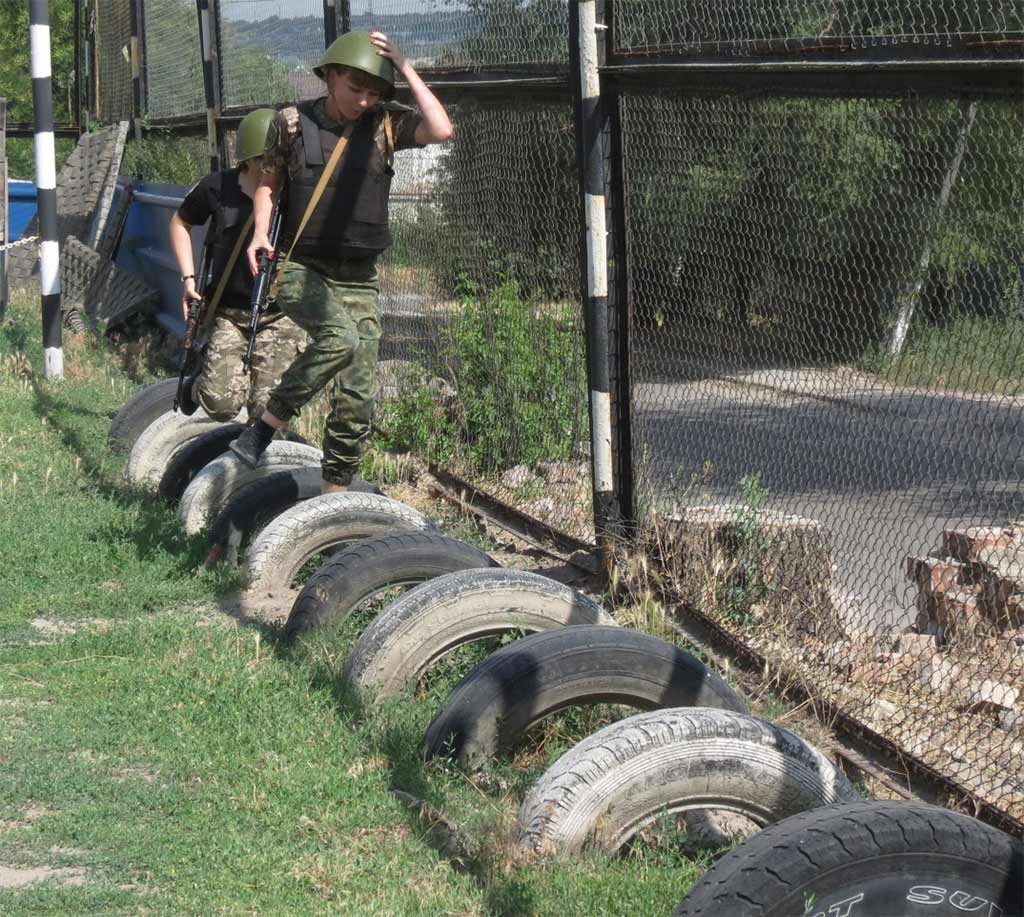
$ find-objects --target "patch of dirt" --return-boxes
[0,864,88,889]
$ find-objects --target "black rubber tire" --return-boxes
[156,423,246,503]
[423,625,749,768]
[205,466,325,568]
[341,568,615,698]
[285,532,497,644]
[245,492,437,599]
[514,707,858,858]
[674,800,1024,917]
[177,441,323,535]
[108,377,178,454]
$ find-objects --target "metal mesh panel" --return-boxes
[377,97,593,541]
[613,1,1024,54]
[621,89,1024,820]
[218,0,325,111]
[143,0,205,121]
[95,1,134,122]
[359,0,569,70]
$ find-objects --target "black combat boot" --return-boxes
[229,418,276,467]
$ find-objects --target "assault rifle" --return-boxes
[173,244,211,416]
[241,196,284,374]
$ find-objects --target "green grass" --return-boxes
[862,316,1024,396]
[0,291,703,915]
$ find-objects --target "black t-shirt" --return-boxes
[177,168,254,309]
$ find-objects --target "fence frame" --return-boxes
[596,0,1024,834]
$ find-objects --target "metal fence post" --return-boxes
[196,0,221,172]
[129,0,144,141]
[324,0,338,46]
[570,0,622,559]
[603,0,634,531]
[339,0,350,36]
[29,0,63,380]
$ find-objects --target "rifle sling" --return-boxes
[200,211,255,331]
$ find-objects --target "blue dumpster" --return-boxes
[8,179,37,241]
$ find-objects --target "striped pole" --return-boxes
[196,0,220,172]
[30,0,63,380]
[569,0,614,556]
[571,0,618,554]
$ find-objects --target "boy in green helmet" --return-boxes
[230,31,453,492]
[170,107,308,421]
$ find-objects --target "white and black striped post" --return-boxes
[196,0,221,172]
[571,0,620,555]
[30,0,63,380]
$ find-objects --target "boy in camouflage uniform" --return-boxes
[170,108,307,421]
[232,31,452,492]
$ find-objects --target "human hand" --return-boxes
[247,234,272,277]
[181,277,200,320]
[370,31,407,71]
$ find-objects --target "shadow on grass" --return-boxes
[258,630,539,916]
[29,380,217,573]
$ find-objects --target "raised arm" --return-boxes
[370,32,453,145]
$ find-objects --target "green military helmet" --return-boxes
[234,108,280,165]
[313,31,395,99]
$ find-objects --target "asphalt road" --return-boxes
[632,367,1024,632]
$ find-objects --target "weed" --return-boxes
[377,277,587,474]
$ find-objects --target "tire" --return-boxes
[423,626,749,768]
[674,800,1023,917]
[245,492,437,599]
[156,423,246,503]
[124,408,244,489]
[108,377,178,454]
[341,569,615,698]
[514,707,858,858]
[205,466,326,567]
[285,532,497,644]
[177,441,323,536]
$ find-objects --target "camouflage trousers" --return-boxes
[194,307,308,422]
[265,257,382,486]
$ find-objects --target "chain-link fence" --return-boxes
[377,96,593,541]
[613,1,1024,53]
[359,0,569,69]
[94,1,134,123]
[217,0,326,111]
[143,0,205,121]
[621,85,1024,825]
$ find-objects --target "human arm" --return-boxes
[370,32,453,145]
[245,170,282,277]
[169,212,199,320]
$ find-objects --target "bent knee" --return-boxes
[314,324,360,360]
[197,387,243,421]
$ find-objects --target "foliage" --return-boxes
[0,0,77,128]
[860,315,1024,396]
[120,130,206,186]
[430,97,580,302]
[378,278,587,473]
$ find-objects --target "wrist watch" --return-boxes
[180,273,195,283]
